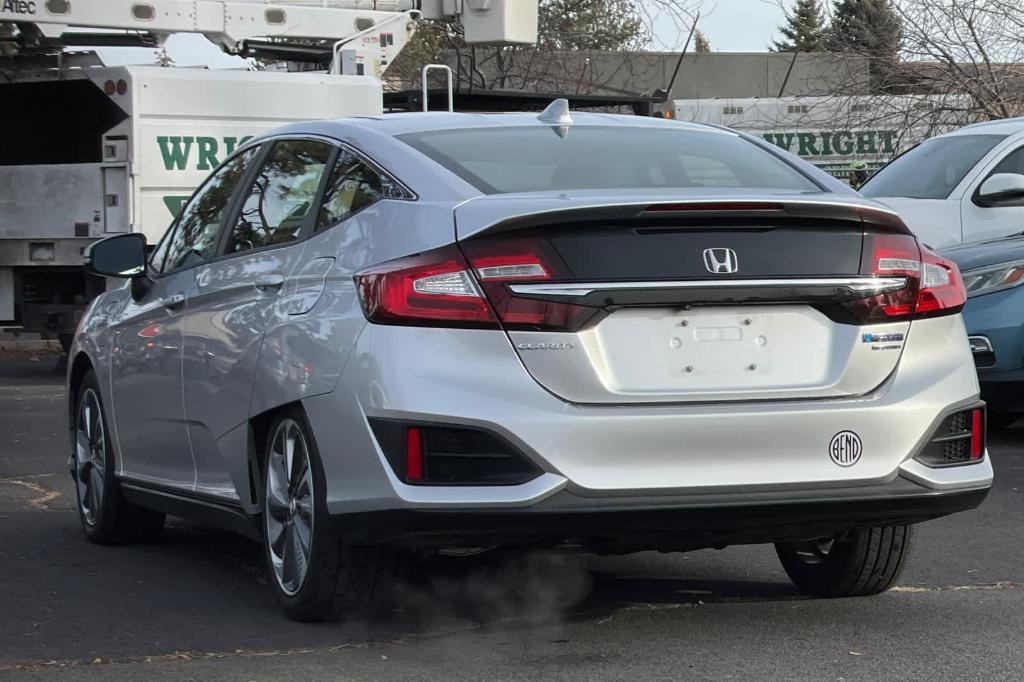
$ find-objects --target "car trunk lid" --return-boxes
[455,194,915,404]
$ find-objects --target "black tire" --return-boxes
[987,412,1018,431]
[71,369,166,544]
[262,407,391,622]
[776,525,913,598]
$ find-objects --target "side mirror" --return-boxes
[85,233,147,278]
[976,173,1024,207]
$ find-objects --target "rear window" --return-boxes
[398,125,819,194]
[861,134,1006,200]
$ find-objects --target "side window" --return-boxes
[224,139,333,255]
[317,151,407,231]
[975,146,1024,208]
[159,147,258,274]
[148,221,174,274]
[991,147,1024,176]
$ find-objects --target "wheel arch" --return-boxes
[245,400,311,511]
[67,351,96,430]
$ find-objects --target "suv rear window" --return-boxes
[398,125,819,194]
[861,134,1006,200]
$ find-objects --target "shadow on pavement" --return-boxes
[2,504,802,666]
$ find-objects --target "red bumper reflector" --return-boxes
[970,409,984,460]
[406,427,424,481]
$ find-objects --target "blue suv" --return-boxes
[942,235,1024,428]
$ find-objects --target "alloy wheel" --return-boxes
[265,418,315,596]
[74,388,106,525]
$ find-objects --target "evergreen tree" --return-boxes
[825,0,902,90]
[825,0,901,61]
[771,0,825,52]
[537,0,646,51]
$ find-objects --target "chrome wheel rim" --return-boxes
[74,388,106,526]
[265,419,315,597]
[792,538,836,565]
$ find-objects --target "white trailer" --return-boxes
[667,95,968,181]
[0,0,539,345]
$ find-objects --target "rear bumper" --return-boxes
[961,292,1024,410]
[333,478,990,550]
[305,313,983,508]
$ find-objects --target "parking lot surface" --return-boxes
[2,357,1024,681]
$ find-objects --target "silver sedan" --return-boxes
[69,106,992,621]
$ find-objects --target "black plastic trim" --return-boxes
[331,482,990,548]
[119,481,261,542]
[368,418,543,486]
[914,402,986,468]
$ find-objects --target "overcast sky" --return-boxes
[95,2,789,68]
[653,1,787,51]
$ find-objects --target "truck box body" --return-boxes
[0,64,382,331]
[669,96,968,181]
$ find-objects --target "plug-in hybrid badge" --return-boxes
[703,248,738,274]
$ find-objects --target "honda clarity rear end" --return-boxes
[69,104,991,621]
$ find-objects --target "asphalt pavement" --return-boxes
[2,356,1023,681]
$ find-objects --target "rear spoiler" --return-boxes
[454,197,911,240]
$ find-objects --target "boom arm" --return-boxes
[1,0,538,71]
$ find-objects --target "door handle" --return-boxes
[254,273,286,292]
[162,292,186,310]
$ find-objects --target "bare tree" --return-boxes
[388,0,704,99]
[638,0,703,50]
[749,0,1021,170]
[893,0,1024,120]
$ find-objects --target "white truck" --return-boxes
[0,0,538,348]
[667,95,967,181]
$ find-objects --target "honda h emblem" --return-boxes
[703,248,738,274]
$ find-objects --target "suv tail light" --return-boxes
[355,242,602,331]
[849,234,966,323]
[917,248,967,316]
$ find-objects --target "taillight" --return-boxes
[849,233,966,323]
[355,245,498,328]
[356,241,602,331]
[917,248,967,317]
[462,239,603,331]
